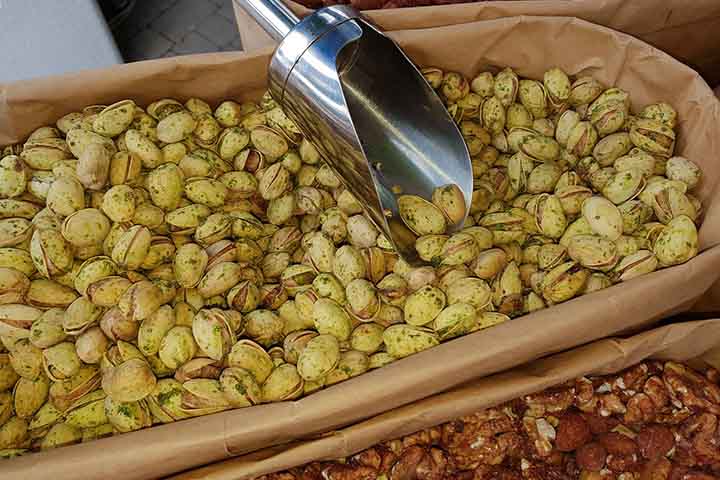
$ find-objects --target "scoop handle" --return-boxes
[234,0,300,42]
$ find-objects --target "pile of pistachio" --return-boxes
[0,65,701,457]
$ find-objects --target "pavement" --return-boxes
[115,0,242,62]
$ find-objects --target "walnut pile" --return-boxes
[257,361,720,480]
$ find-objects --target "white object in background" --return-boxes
[0,0,122,82]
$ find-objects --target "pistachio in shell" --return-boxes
[383,324,439,359]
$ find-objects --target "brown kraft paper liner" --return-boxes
[1,15,720,480]
[232,0,720,86]
[171,318,720,480]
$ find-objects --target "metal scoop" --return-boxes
[235,0,473,265]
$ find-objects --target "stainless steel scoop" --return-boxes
[235,0,473,265]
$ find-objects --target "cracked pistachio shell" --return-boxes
[398,195,447,236]
[65,128,116,160]
[325,350,370,385]
[481,95,506,135]
[281,264,316,296]
[13,376,49,419]
[346,279,380,321]
[63,297,103,336]
[61,209,110,248]
[333,245,366,287]
[283,330,318,365]
[75,327,110,364]
[194,213,232,246]
[173,357,222,383]
[350,323,384,355]
[461,226,493,251]
[227,280,261,314]
[568,76,604,106]
[566,122,598,158]
[117,281,163,322]
[87,276,131,308]
[475,311,510,331]
[640,102,677,129]
[146,378,186,423]
[470,71,494,97]
[555,110,581,148]
[582,196,623,241]
[156,111,196,143]
[446,277,492,310]
[537,243,568,271]
[492,68,519,107]
[228,340,273,384]
[544,67,571,104]
[535,194,566,239]
[629,118,675,158]
[76,142,111,191]
[101,184,136,222]
[567,235,618,270]
[492,262,523,315]
[179,378,230,416]
[261,363,303,402]
[45,177,85,217]
[541,261,589,303]
[313,273,346,305]
[297,334,340,382]
[470,248,507,280]
[593,132,632,167]
[184,177,228,209]
[589,99,627,137]
[138,305,176,357]
[103,396,152,433]
[125,129,163,168]
[30,228,73,278]
[258,163,291,201]
[9,339,43,380]
[312,298,352,341]
[520,135,560,162]
[43,342,81,381]
[528,163,563,194]
[652,187,697,225]
[147,163,184,211]
[192,308,236,361]
[307,232,336,273]
[92,100,135,137]
[433,302,476,340]
[346,215,378,249]
[174,243,208,289]
[231,212,263,240]
[109,151,142,186]
[403,285,446,326]
[415,235,447,264]
[440,232,479,266]
[245,309,285,347]
[197,262,242,298]
[161,142,187,165]
[219,367,261,408]
[158,326,197,370]
[653,215,698,267]
[614,153,656,178]
[28,309,66,349]
[0,267,29,305]
[0,218,33,248]
[64,390,107,428]
[556,185,593,216]
[506,104,533,129]
[111,225,151,270]
[518,79,548,119]
[250,126,289,161]
[383,324,439,359]
[602,168,646,205]
[618,199,654,235]
[665,156,701,189]
[613,250,658,282]
[74,255,117,296]
[582,272,612,294]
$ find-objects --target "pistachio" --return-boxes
[541,261,589,303]
[567,235,619,271]
[42,342,81,381]
[117,281,163,322]
[404,285,446,326]
[630,118,675,158]
[653,215,698,267]
[383,324,439,359]
[665,156,701,189]
[104,396,152,433]
[613,250,658,281]
[582,196,623,241]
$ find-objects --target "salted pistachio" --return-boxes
[437,232,478,266]
[653,215,698,267]
[281,330,317,365]
[0,218,32,249]
[73,255,117,296]
[566,122,598,158]
[74,327,110,364]
[177,378,231,416]
[403,285,445,327]
[492,262,523,316]
[230,212,264,240]
[555,111,581,148]
[581,196,623,241]
[492,68,519,107]
[156,111,196,144]
[310,298,351,341]
[534,194,566,239]
[0,266,29,305]
[145,379,185,424]
[63,296,103,336]
[85,276,130,308]
[110,224,151,270]
[0,156,27,200]
[325,350,370,385]
[24,309,66,350]
[226,280,261,314]
[612,250,658,282]
[171,243,208,290]
[102,357,157,402]
[217,367,261,408]
[89,100,135,137]
[615,199,653,235]
[161,143,187,165]
[433,302,476,340]
[470,248,507,280]
[652,187,697,225]
[665,156,701,189]
[125,129,163,168]
[348,323,383,355]
[243,309,283,348]
[103,396,152,433]
[12,375,49,419]
[42,342,81,381]
[136,305,176,358]
[192,308,236,361]
[280,264,315,297]
[65,128,116,160]
[45,176,85,218]
[182,177,228,210]
[544,67,571,105]
[261,363,303,403]
[38,422,81,450]
[197,261,242,298]
[629,118,675,158]
[227,339,273,385]
[602,168,645,205]
[64,389,107,428]
[593,132,632,167]
[518,79,548,119]
[505,104,533,130]
[295,333,340,382]
[156,326,197,370]
[527,163,563,195]
[414,235,447,264]
[60,209,111,249]
[173,357,222,383]
[566,235,618,271]
[383,324,439,359]
[194,213,232,246]
[567,76,604,106]
[333,245,366,287]
[101,184,136,223]
[589,99,627,137]
[520,135,560,163]
[639,102,677,129]
[7,338,44,381]
[146,163,184,211]
[541,261,589,303]
[117,280,163,322]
